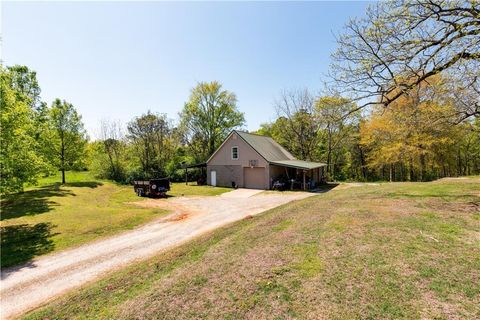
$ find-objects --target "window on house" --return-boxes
[232,146,239,160]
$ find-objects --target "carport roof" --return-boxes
[270,160,327,170]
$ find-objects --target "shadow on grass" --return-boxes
[312,183,340,193]
[64,181,103,188]
[283,182,340,193]
[140,194,174,199]
[263,183,339,194]
[1,222,58,273]
[0,182,103,221]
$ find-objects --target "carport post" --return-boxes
[182,161,188,185]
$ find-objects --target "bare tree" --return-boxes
[274,89,319,160]
[100,119,125,180]
[329,0,479,120]
[444,66,480,122]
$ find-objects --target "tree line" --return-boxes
[1,0,478,194]
[1,70,245,193]
[87,81,245,184]
[256,77,480,182]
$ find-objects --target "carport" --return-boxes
[269,160,326,190]
[183,162,207,185]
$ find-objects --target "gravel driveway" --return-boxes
[0,189,313,319]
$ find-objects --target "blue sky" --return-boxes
[2,1,370,138]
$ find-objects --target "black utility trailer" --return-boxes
[133,178,170,197]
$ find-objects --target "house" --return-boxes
[206,130,326,190]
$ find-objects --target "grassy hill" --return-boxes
[0,171,230,268]
[24,177,480,319]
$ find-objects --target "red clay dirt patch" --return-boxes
[165,213,189,222]
[129,199,195,220]
[128,199,168,208]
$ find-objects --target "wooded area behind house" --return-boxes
[1,0,479,194]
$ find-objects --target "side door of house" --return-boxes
[211,171,217,187]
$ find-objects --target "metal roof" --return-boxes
[270,160,327,170]
[207,130,326,171]
[236,131,295,162]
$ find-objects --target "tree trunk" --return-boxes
[359,146,367,179]
[409,158,414,181]
[106,147,115,177]
[457,149,461,177]
[332,160,336,181]
[303,171,306,191]
[327,131,332,181]
[61,131,66,184]
[61,148,66,184]
[420,154,426,181]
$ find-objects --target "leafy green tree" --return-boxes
[127,112,177,178]
[255,117,299,158]
[450,119,480,176]
[180,81,245,161]
[0,67,46,193]
[165,147,197,181]
[315,96,357,179]
[44,99,87,184]
[254,122,274,137]
[6,65,51,147]
[360,77,458,181]
[343,122,369,181]
[255,117,291,148]
[6,65,42,110]
[262,93,360,181]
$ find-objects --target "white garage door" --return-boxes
[244,167,265,189]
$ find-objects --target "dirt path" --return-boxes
[0,190,313,319]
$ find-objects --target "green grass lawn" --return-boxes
[169,182,231,197]
[23,177,480,319]
[0,172,230,268]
